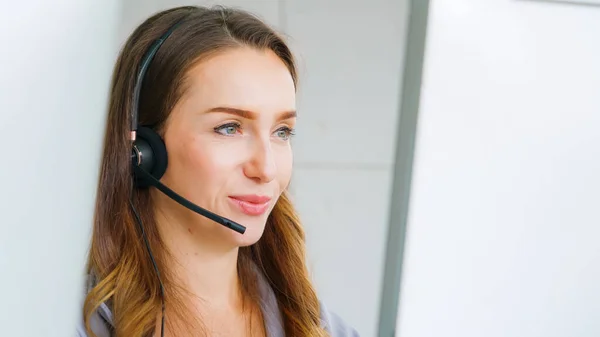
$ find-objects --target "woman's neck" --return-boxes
[156,216,268,336]
[156,210,244,311]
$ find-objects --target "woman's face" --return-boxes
[158,47,296,247]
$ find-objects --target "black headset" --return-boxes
[127,17,246,337]
[129,19,179,190]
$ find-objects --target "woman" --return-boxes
[77,5,358,337]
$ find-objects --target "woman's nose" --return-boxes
[243,138,277,183]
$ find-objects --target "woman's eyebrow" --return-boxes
[204,106,297,121]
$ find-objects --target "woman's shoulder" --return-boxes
[319,301,361,337]
[75,274,114,337]
[75,302,113,337]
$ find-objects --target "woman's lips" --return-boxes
[228,195,271,216]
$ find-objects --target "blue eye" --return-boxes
[275,127,296,141]
[214,123,241,136]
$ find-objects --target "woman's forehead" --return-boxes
[180,47,296,114]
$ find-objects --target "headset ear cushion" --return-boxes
[134,126,168,188]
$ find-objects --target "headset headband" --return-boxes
[130,18,187,141]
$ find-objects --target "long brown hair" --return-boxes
[83,5,327,337]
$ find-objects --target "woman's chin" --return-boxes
[224,218,267,248]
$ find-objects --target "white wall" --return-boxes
[119,1,408,336]
[0,1,119,336]
[397,1,600,336]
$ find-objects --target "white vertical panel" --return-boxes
[398,1,600,336]
[0,1,120,336]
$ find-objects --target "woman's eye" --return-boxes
[274,127,296,141]
[214,123,241,136]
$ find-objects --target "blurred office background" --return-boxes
[1,0,599,336]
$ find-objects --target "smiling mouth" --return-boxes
[227,195,271,216]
